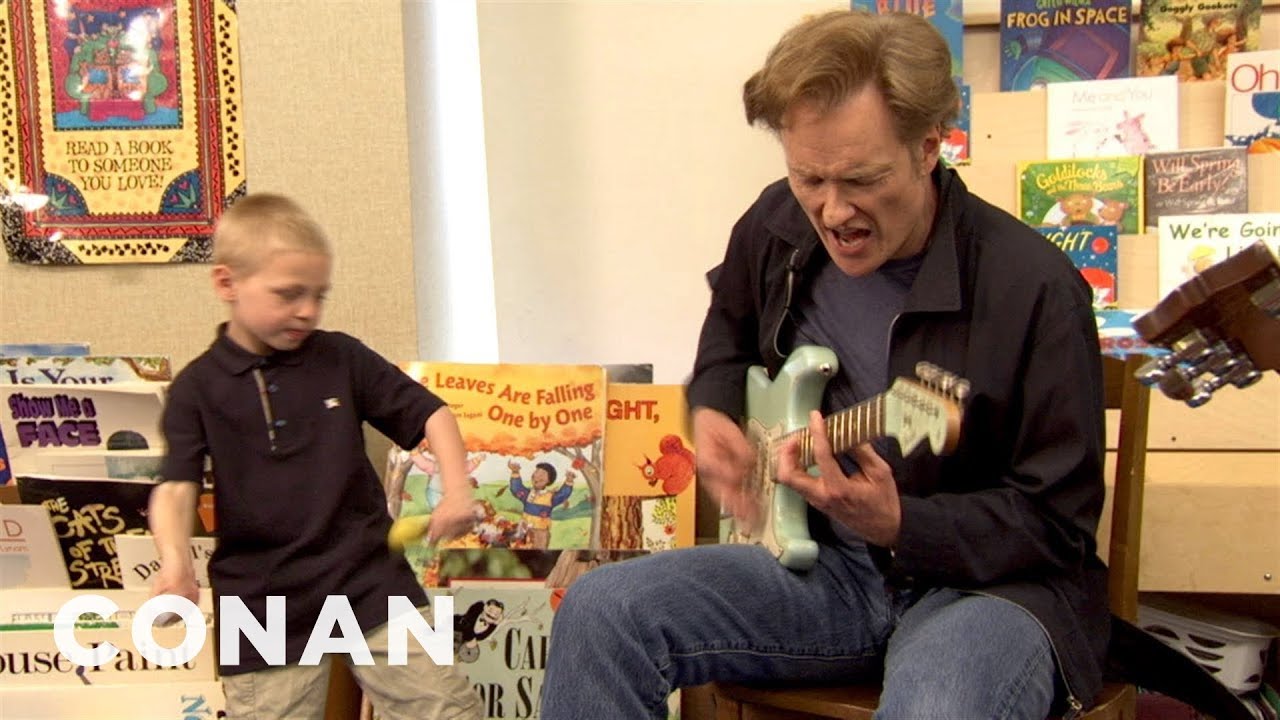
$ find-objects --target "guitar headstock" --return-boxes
[883,363,967,456]
[1133,242,1280,407]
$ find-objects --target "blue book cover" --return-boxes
[852,0,964,79]
[1000,0,1132,91]
[1094,309,1168,358]
[1035,224,1118,306]
[0,429,10,485]
[0,343,90,357]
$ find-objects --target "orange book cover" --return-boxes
[601,383,696,551]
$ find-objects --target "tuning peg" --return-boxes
[1157,369,1195,402]
[952,379,970,404]
[914,362,939,385]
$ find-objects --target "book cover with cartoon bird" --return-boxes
[601,384,697,552]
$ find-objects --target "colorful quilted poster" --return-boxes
[0,0,245,264]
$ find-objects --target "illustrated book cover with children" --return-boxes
[999,0,1132,91]
[601,383,697,551]
[387,362,607,568]
[1156,213,1280,297]
[1035,225,1119,306]
[1045,76,1178,159]
[1224,49,1280,154]
[1017,156,1144,234]
[1143,147,1249,231]
[1136,0,1260,81]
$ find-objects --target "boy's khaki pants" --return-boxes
[222,606,482,720]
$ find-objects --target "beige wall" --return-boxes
[1,0,418,370]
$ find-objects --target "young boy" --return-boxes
[148,193,483,719]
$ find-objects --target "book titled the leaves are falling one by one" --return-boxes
[389,362,607,560]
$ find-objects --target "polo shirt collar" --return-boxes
[209,322,308,375]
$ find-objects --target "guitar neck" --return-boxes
[788,394,886,466]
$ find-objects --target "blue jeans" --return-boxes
[540,542,1056,720]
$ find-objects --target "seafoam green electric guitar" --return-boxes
[724,346,968,571]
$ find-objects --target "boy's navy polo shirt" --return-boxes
[161,325,440,674]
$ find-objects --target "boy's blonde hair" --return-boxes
[212,193,332,273]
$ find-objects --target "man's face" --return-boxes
[781,86,941,277]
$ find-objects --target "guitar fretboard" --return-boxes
[780,394,886,467]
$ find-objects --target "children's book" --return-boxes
[1035,225,1119,306]
[0,382,167,479]
[999,0,1132,91]
[0,504,71,589]
[1136,0,1260,81]
[941,82,972,167]
[427,585,556,719]
[1143,147,1249,231]
[0,355,171,384]
[114,533,216,591]
[14,474,155,589]
[0,625,216,686]
[1156,213,1280,298]
[851,0,964,80]
[0,359,170,484]
[603,363,654,383]
[1017,156,1144,234]
[423,547,650,589]
[0,682,226,719]
[1224,50,1280,154]
[0,587,214,629]
[1094,309,1168,357]
[0,430,9,486]
[388,363,606,561]
[1045,76,1179,159]
[0,343,90,357]
[601,384,696,551]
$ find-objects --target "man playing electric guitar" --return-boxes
[541,11,1109,720]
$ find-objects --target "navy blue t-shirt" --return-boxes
[790,254,923,543]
